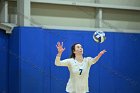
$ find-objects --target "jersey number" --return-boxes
[79,69,83,75]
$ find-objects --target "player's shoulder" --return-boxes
[84,57,94,61]
[65,58,75,65]
[84,57,92,60]
[65,58,75,61]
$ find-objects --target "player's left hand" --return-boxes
[98,50,107,57]
[100,50,107,55]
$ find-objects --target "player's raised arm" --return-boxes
[94,49,106,62]
[88,50,106,66]
[55,42,69,66]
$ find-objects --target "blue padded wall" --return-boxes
[8,27,20,93]
[1,27,140,93]
[19,27,50,93]
[0,29,9,93]
[17,27,140,93]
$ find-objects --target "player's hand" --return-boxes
[98,50,107,57]
[56,42,65,54]
[100,50,107,55]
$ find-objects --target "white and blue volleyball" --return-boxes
[93,30,106,43]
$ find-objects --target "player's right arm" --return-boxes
[55,42,69,66]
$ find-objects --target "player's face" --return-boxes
[74,44,83,55]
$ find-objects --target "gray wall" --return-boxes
[36,0,140,7]
[8,0,140,31]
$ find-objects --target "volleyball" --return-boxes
[93,30,106,43]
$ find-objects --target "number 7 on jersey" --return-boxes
[79,69,83,75]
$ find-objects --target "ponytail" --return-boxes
[70,43,80,58]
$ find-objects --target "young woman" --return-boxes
[55,42,106,93]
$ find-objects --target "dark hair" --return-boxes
[70,43,80,58]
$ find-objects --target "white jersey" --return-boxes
[55,56,98,93]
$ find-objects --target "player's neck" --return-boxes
[75,55,83,63]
